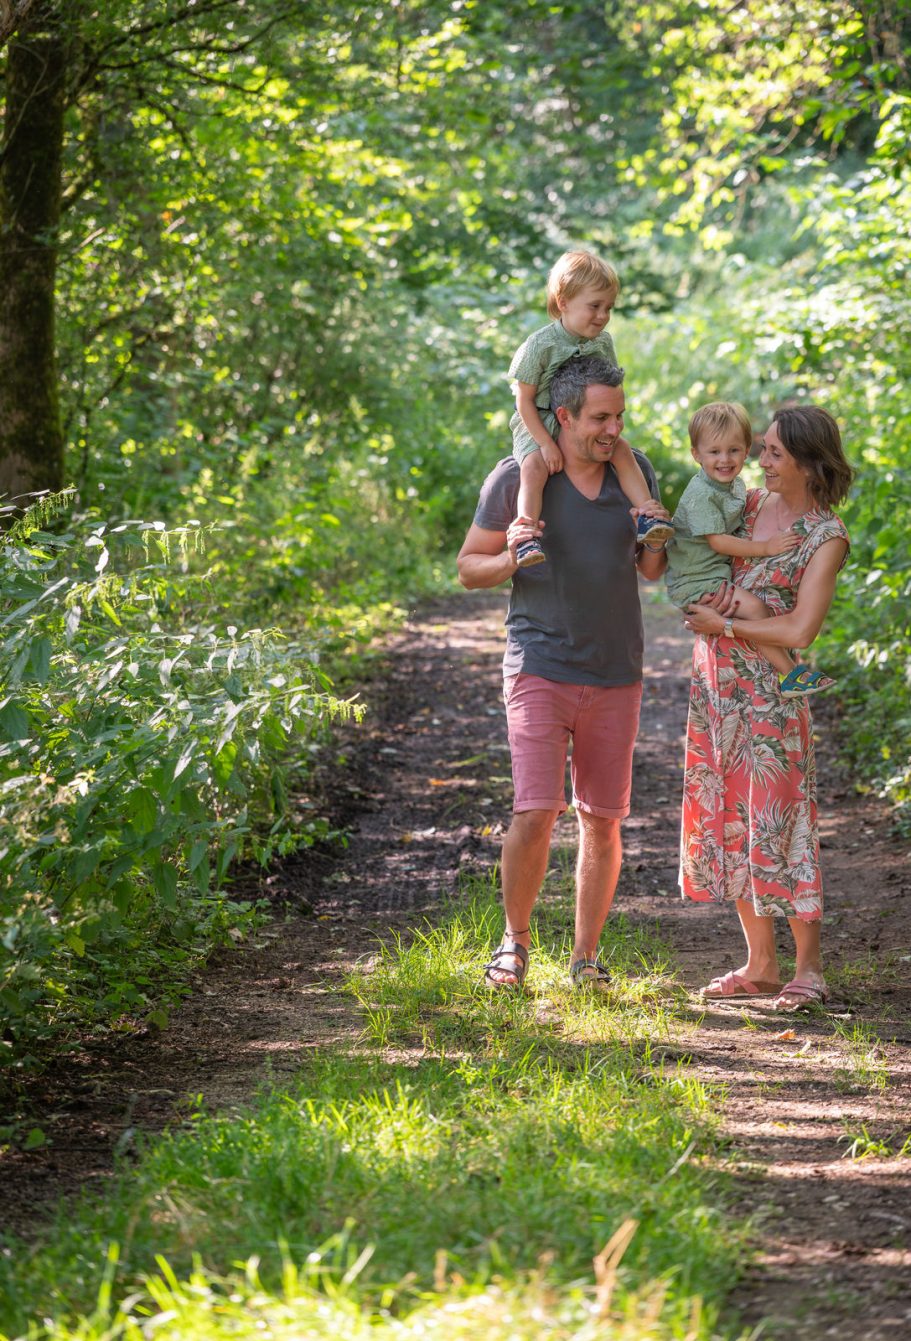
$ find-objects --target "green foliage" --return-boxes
[0,493,362,1061]
[0,884,749,1341]
[3,1,910,1059]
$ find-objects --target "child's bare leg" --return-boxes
[516,451,549,567]
[610,437,675,544]
[728,587,794,677]
[517,450,549,525]
[609,436,651,509]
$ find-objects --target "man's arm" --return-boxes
[457,516,542,590]
[635,540,668,582]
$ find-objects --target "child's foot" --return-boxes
[516,538,546,568]
[779,665,836,697]
[636,514,675,546]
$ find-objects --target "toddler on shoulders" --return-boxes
[508,249,673,567]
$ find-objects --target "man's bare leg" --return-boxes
[487,807,559,984]
[572,811,622,967]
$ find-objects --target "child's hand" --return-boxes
[541,442,564,475]
[762,530,801,557]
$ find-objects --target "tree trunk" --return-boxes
[0,5,66,501]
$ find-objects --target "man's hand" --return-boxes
[506,515,544,564]
[630,499,672,524]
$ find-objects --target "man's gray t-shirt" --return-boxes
[473,454,659,687]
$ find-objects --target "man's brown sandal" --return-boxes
[484,938,529,990]
[570,957,611,991]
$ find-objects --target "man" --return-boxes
[456,356,669,989]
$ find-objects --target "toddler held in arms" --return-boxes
[507,249,673,567]
[666,401,835,697]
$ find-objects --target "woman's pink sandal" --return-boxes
[701,971,782,999]
[774,979,829,1011]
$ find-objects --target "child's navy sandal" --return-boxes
[636,514,675,545]
[779,665,837,697]
[516,538,546,567]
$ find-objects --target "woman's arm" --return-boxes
[685,536,848,649]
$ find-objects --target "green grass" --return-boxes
[830,1019,891,1092]
[0,880,752,1341]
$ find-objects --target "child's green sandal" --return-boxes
[779,665,836,697]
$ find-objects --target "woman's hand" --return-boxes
[683,582,740,634]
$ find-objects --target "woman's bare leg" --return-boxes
[733,897,781,984]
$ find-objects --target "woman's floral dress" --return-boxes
[679,490,849,921]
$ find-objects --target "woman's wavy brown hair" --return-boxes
[771,406,854,509]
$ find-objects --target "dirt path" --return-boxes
[4,591,910,1338]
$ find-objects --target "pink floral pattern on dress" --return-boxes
[679,490,849,921]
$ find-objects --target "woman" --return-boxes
[680,405,852,1010]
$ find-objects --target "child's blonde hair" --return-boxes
[546,250,620,320]
[689,401,752,453]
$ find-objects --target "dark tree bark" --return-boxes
[0,3,66,500]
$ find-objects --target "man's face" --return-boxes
[558,383,625,463]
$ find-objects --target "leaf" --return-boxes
[151,862,179,909]
[65,931,86,958]
[71,846,102,885]
[173,742,195,780]
[129,788,158,835]
[29,637,52,683]
[24,1127,47,1151]
[188,839,208,872]
[0,701,30,741]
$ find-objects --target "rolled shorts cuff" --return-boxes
[513,797,568,815]
[573,798,630,820]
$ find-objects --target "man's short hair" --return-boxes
[550,356,625,418]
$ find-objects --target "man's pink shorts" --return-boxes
[503,673,642,819]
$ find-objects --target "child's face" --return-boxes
[557,284,616,340]
[692,429,749,484]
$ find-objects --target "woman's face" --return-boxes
[759,421,808,495]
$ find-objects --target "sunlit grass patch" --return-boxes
[826,948,907,1001]
[831,1019,891,1092]
[0,878,748,1341]
[347,875,689,1054]
[25,1237,721,1341]
[838,1121,911,1161]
